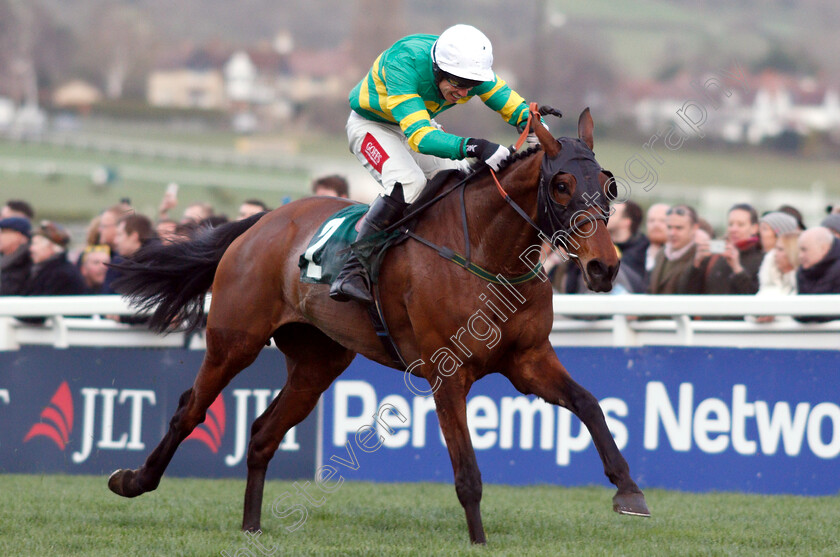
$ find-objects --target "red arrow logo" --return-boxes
[185,394,226,453]
[24,381,74,450]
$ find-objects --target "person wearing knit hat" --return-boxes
[0,217,33,295]
[821,214,840,238]
[21,220,86,307]
[759,212,799,253]
[0,217,31,237]
[33,220,71,249]
[752,212,802,324]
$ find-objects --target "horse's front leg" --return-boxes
[503,342,649,517]
[431,377,486,544]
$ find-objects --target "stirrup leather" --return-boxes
[329,184,408,303]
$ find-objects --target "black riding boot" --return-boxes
[329,185,408,304]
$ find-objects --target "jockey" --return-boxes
[331,23,536,304]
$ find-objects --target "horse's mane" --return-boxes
[498,143,542,171]
[408,144,543,209]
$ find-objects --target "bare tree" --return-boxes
[75,4,156,99]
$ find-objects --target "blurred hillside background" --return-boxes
[2,0,840,233]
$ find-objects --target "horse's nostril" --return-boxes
[586,260,608,279]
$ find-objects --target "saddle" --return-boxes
[298,170,467,286]
[297,204,407,286]
[298,171,467,370]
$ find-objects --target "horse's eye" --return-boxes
[555,182,567,193]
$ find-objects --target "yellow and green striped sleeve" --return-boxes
[474,76,530,129]
[388,95,466,159]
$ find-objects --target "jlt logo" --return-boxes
[181,390,301,466]
[223,389,300,467]
[72,388,156,463]
[21,384,299,467]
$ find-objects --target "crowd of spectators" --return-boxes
[0,191,272,299]
[2,178,840,324]
[0,175,353,322]
[549,199,840,322]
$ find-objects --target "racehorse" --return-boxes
[107,107,649,544]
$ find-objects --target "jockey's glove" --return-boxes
[464,138,511,171]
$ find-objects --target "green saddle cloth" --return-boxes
[299,204,368,284]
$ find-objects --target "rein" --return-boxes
[370,103,570,286]
[487,103,545,238]
[362,104,549,370]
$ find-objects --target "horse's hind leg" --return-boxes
[242,324,354,532]
[109,327,267,498]
[504,342,650,517]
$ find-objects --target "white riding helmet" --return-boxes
[432,24,494,82]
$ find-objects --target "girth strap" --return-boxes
[367,284,408,371]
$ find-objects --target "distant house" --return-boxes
[224,51,259,105]
[145,39,356,126]
[628,71,840,145]
[147,48,228,110]
[147,70,226,110]
[745,75,840,144]
[280,46,354,103]
[52,80,103,111]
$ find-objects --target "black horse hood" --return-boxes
[537,137,609,237]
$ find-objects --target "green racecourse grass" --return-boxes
[3,129,840,227]
[0,136,312,223]
[0,475,839,556]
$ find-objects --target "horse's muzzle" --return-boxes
[584,259,619,292]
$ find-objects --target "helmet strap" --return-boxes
[432,63,445,85]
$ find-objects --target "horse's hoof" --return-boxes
[612,491,650,517]
[108,468,145,498]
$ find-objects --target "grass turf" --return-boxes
[0,474,838,556]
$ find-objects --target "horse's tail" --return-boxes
[112,212,267,333]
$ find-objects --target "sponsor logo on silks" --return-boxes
[361,132,389,173]
[24,381,74,450]
[185,394,226,453]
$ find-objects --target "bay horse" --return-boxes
[107,108,649,544]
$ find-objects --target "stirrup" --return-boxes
[328,184,407,304]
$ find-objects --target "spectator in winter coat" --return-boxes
[644,203,669,275]
[23,221,86,297]
[752,231,801,324]
[681,203,764,296]
[607,200,650,280]
[79,245,111,294]
[648,205,698,295]
[0,217,32,296]
[795,227,840,323]
[18,221,86,324]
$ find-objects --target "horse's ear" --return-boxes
[578,107,594,150]
[533,109,560,157]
